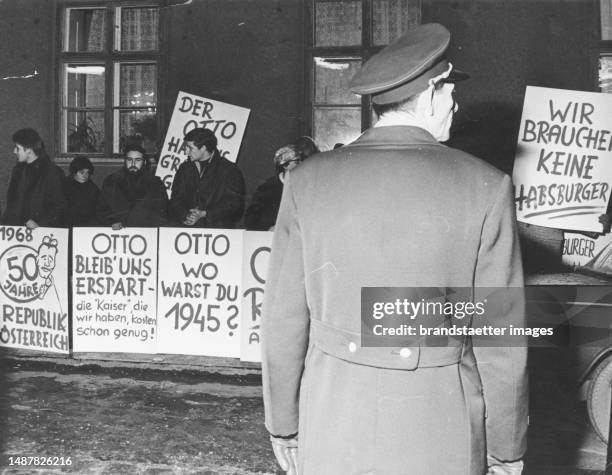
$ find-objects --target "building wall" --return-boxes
[0,0,55,209]
[164,0,304,204]
[427,0,598,174]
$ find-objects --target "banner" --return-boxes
[72,228,158,353]
[0,227,69,354]
[240,231,272,362]
[156,91,251,194]
[562,232,612,267]
[156,228,243,357]
[512,86,612,232]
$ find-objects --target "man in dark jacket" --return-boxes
[1,128,66,228]
[99,144,167,229]
[169,128,245,228]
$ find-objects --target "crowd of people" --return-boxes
[0,127,319,231]
[0,24,537,475]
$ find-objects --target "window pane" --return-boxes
[119,7,159,51]
[64,8,106,52]
[314,58,361,105]
[313,107,361,151]
[117,111,158,154]
[600,56,612,92]
[603,0,612,40]
[65,64,105,107]
[119,63,157,107]
[373,0,420,45]
[66,112,105,153]
[315,1,362,47]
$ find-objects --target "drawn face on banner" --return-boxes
[37,241,57,280]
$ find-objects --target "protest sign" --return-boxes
[0,227,69,354]
[240,231,272,362]
[157,228,243,357]
[562,232,612,267]
[156,91,250,194]
[512,86,612,232]
[72,228,158,353]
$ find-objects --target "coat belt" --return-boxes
[311,319,465,370]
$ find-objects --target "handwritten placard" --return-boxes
[156,228,243,357]
[156,92,250,194]
[72,228,158,353]
[513,86,612,232]
[0,227,69,354]
[240,231,272,362]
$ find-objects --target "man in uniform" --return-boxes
[261,24,527,475]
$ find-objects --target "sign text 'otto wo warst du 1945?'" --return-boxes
[512,86,612,233]
[156,228,243,358]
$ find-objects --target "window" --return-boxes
[58,3,163,156]
[308,0,420,150]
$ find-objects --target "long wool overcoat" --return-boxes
[261,126,528,475]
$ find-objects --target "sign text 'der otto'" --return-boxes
[156,92,250,194]
[512,86,612,233]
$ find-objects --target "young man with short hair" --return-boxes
[1,128,66,229]
[169,127,245,228]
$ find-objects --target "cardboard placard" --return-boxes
[240,231,272,362]
[156,91,250,194]
[0,227,69,354]
[156,228,243,357]
[513,86,612,232]
[72,228,158,353]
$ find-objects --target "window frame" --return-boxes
[305,0,422,144]
[55,0,167,158]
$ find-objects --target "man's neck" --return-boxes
[374,110,422,129]
[193,154,213,164]
[25,155,39,165]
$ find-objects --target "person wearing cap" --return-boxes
[169,127,245,228]
[245,138,320,231]
[261,23,527,475]
[1,128,66,228]
[98,144,168,229]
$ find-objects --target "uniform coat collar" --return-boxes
[347,125,440,148]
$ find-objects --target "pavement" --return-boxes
[0,348,608,474]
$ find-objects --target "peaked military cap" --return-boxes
[350,23,468,105]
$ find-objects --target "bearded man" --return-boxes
[99,144,167,228]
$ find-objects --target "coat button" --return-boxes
[348,342,357,353]
[400,348,412,358]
